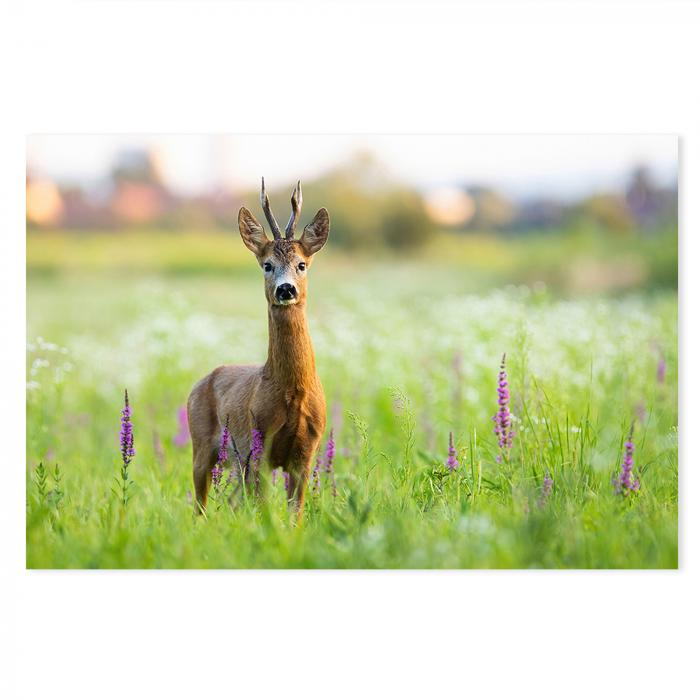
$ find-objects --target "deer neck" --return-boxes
[264,303,316,389]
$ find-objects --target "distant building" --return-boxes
[110,182,167,224]
[626,166,677,230]
[511,199,566,231]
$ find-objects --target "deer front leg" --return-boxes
[286,460,312,523]
[269,422,323,522]
[286,437,323,523]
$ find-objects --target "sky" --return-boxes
[27,134,678,200]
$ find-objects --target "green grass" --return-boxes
[26,231,678,568]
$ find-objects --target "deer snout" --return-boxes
[275,282,298,303]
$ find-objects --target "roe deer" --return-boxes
[187,179,329,518]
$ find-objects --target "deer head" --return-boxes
[238,178,330,307]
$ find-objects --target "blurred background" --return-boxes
[27,135,677,294]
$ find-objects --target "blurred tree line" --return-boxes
[256,153,431,250]
[27,149,676,251]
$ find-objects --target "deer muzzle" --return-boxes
[275,282,298,304]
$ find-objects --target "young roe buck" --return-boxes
[187,179,329,517]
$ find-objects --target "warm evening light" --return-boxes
[26,179,64,225]
[423,186,475,226]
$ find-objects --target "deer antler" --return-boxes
[285,180,303,239]
[260,177,282,240]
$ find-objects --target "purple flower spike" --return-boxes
[491,354,514,460]
[250,428,264,470]
[116,389,135,507]
[613,425,641,496]
[537,472,553,508]
[445,431,459,472]
[657,356,667,384]
[243,428,264,489]
[120,389,135,467]
[217,420,230,465]
[325,430,337,496]
[173,405,190,447]
[283,471,290,493]
[210,417,230,489]
[324,429,336,473]
[309,430,338,495]
[320,430,337,497]
[311,455,321,492]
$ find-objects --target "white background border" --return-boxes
[1,2,696,698]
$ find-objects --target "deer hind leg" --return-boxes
[188,375,219,515]
[193,443,217,515]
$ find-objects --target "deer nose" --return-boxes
[275,283,297,301]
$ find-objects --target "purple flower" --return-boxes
[116,389,136,507]
[173,405,190,447]
[613,425,641,496]
[537,472,553,508]
[324,430,337,497]
[309,430,338,495]
[445,431,459,472]
[211,418,230,489]
[250,428,264,470]
[657,356,667,384]
[211,464,223,488]
[283,471,290,493]
[323,429,336,474]
[492,354,514,461]
[243,428,264,489]
[217,420,230,465]
[311,455,321,492]
[120,389,135,467]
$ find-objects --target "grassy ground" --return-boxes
[26,230,678,568]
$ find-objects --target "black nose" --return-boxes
[275,283,297,301]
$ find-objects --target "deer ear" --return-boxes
[299,208,330,255]
[238,207,268,256]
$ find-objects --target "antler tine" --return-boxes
[285,180,303,239]
[260,177,282,240]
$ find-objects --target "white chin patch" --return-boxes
[276,298,298,306]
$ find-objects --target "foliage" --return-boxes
[26,225,678,295]
[26,251,677,568]
[285,154,434,250]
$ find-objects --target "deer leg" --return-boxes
[193,445,216,515]
[187,376,219,516]
[269,426,320,522]
[286,458,313,523]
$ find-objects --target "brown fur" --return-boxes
[187,196,329,519]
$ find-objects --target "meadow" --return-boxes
[26,229,678,568]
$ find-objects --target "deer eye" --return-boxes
[263,262,273,273]
[298,262,306,271]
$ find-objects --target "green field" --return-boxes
[26,230,678,568]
